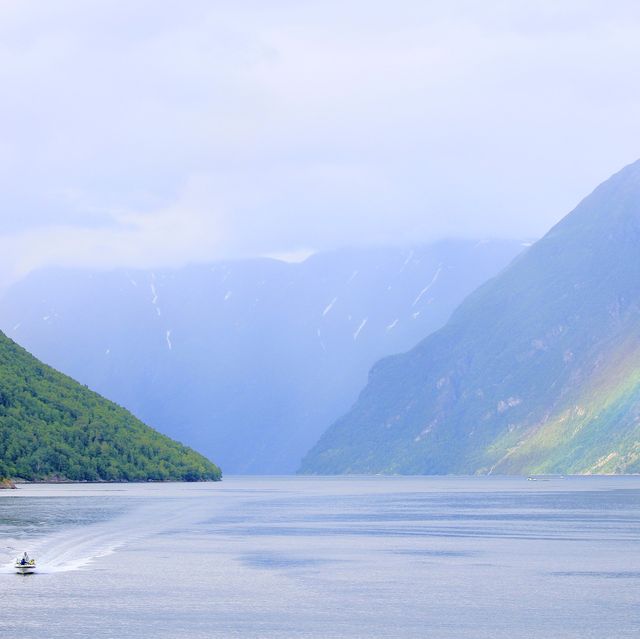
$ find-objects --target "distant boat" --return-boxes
[15,554,36,574]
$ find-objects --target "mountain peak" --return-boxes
[301,162,640,475]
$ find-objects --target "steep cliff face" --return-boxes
[301,161,640,475]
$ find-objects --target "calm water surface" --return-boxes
[1,476,639,638]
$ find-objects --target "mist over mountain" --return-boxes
[0,240,524,473]
[301,161,640,475]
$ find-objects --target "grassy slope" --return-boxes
[0,331,221,481]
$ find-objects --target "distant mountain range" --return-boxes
[0,330,221,482]
[301,160,640,475]
[0,240,525,473]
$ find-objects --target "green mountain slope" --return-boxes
[0,331,221,481]
[301,160,640,475]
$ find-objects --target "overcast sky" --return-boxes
[1,0,640,286]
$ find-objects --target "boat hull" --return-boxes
[15,564,36,574]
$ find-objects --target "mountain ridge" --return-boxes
[300,160,640,475]
[0,240,525,473]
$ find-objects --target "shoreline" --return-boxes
[1,478,221,488]
[2,473,639,489]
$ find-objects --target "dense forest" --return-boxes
[0,331,221,482]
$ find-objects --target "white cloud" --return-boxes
[0,178,227,287]
[0,1,640,285]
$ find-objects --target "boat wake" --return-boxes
[1,498,211,574]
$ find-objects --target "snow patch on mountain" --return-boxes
[399,250,414,273]
[317,328,326,352]
[353,318,368,341]
[412,264,443,307]
[322,297,338,317]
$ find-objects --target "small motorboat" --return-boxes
[15,554,36,574]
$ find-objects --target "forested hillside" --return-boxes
[0,331,221,481]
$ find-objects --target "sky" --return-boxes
[1,0,640,287]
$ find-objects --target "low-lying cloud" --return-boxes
[1,0,640,285]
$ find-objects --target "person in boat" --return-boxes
[20,552,29,565]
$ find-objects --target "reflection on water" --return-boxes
[1,476,639,639]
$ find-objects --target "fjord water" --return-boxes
[1,477,639,638]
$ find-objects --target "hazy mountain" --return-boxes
[0,331,221,481]
[301,161,640,475]
[0,240,525,473]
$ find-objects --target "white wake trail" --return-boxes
[2,498,210,574]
